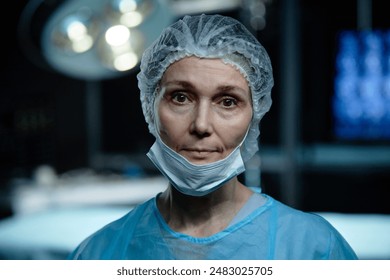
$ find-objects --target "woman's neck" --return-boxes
[157,177,253,237]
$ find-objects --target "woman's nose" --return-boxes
[190,102,213,137]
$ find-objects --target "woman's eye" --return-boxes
[172,93,188,103]
[221,97,237,107]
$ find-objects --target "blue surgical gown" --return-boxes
[68,194,358,260]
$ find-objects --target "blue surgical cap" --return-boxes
[137,14,274,162]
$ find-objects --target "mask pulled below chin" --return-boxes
[147,135,246,197]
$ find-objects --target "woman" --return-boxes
[68,14,358,259]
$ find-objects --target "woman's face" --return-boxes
[157,56,253,164]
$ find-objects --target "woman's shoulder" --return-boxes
[262,195,347,241]
[68,197,156,259]
[100,198,154,232]
[264,195,358,259]
[267,195,334,227]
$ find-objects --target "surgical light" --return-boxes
[39,0,173,80]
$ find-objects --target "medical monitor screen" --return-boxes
[333,30,390,140]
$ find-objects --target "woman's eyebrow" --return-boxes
[216,85,248,95]
[162,80,195,90]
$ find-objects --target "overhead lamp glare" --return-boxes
[118,0,138,12]
[114,52,139,71]
[121,11,143,27]
[97,26,144,73]
[105,25,131,46]
[106,0,153,28]
[51,9,98,54]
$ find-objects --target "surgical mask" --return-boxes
[147,135,246,197]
